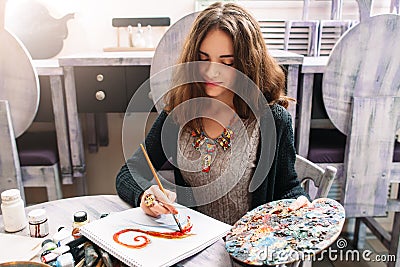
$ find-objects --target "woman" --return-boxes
[116,2,309,225]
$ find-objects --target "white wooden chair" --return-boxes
[391,0,399,14]
[302,0,344,20]
[295,154,337,200]
[0,101,63,203]
[284,20,319,57]
[0,101,24,199]
[0,104,63,203]
[17,131,63,202]
[244,19,319,57]
[296,155,337,267]
[307,2,400,266]
[0,0,63,202]
[258,20,286,51]
[317,20,352,56]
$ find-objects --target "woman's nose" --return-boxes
[205,62,221,78]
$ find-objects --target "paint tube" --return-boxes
[41,236,87,263]
[53,226,74,247]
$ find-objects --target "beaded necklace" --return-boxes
[191,127,234,173]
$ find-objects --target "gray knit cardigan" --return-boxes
[116,103,308,210]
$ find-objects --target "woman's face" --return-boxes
[198,29,237,103]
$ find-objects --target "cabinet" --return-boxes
[126,66,153,112]
[74,66,152,113]
[74,66,126,113]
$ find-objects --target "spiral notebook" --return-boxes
[80,205,231,267]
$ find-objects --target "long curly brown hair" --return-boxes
[164,2,289,130]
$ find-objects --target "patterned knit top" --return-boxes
[177,118,259,225]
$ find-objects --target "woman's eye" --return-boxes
[222,62,234,66]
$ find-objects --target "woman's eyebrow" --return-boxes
[199,50,234,58]
[199,51,209,57]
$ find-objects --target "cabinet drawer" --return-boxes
[74,67,126,112]
[126,66,154,112]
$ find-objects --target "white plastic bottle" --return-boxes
[133,23,146,48]
[145,25,154,48]
[1,189,27,232]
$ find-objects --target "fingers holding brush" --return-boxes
[140,185,178,217]
[139,144,182,231]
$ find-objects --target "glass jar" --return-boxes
[28,208,49,237]
[1,189,27,232]
[72,211,89,239]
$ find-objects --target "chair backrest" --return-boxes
[390,0,399,14]
[0,0,39,201]
[321,10,400,217]
[302,0,343,20]
[0,0,62,202]
[284,20,319,56]
[295,154,337,200]
[260,20,319,56]
[317,20,352,56]
[0,100,25,202]
[258,20,286,51]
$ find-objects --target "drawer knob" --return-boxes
[96,74,104,82]
[95,90,106,101]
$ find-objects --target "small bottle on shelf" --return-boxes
[145,25,154,48]
[133,23,146,48]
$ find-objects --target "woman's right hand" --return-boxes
[140,185,178,217]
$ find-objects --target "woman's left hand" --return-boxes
[288,195,313,211]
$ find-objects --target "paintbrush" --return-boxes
[140,144,183,232]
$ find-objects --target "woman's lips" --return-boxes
[205,81,222,86]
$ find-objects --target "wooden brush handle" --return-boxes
[140,144,165,193]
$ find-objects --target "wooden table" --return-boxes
[296,56,329,157]
[58,50,303,186]
[0,195,232,267]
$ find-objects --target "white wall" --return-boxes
[5,0,393,58]
[5,0,195,57]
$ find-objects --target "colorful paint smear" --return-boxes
[225,198,345,266]
[113,216,193,249]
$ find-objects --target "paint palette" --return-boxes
[225,198,345,266]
